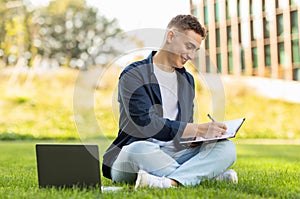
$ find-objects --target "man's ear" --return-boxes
[166,29,176,43]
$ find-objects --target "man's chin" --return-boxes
[176,65,185,69]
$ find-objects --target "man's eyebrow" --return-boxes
[187,41,200,51]
[187,42,196,47]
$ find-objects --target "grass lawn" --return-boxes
[1,67,300,140]
[0,139,299,199]
[1,67,300,198]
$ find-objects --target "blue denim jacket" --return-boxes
[102,51,195,179]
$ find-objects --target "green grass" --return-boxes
[1,68,300,140]
[1,68,300,198]
[0,140,299,199]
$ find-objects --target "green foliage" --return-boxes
[0,132,35,140]
[13,95,30,104]
[0,0,124,68]
[0,0,29,66]
[0,141,299,198]
[35,0,123,69]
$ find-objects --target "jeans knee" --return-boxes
[123,141,159,155]
[223,140,237,163]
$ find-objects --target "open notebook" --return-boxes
[180,118,246,144]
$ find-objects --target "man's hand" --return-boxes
[199,122,227,139]
[182,122,227,139]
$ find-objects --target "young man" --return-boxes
[102,14,237,188]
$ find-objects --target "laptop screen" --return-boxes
[36,144,101,188]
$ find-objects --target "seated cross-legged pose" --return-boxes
[102,14,238,189]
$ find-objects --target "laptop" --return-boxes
[35,144,121,192]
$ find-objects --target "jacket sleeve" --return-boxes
[118,66,188,141]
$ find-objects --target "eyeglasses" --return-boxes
[173,30,200,54]
[184,42,200,54]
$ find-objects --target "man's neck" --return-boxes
[153,50,175,73]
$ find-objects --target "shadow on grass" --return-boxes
[0,132,117,142]
[0,132,77,141]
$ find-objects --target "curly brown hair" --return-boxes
[167,14,208,39]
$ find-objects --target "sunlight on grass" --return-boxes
[0,141,299,198]
[1,67,300,140]
[0,69,79,139]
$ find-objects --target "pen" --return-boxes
[207,114,216,122]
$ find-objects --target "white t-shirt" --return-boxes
[149,64,178,148]
[153,64,178,120]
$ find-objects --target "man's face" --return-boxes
[167,29,203,68]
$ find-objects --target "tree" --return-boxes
[0,0,128,69]
[32,0,124,69]
[0,0,29,66]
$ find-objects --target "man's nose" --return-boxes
[187,51,196,60]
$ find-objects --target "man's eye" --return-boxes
[185,44,193,49]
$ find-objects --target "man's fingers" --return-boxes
[215,122,227,130]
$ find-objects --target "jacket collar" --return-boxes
[146,51,162,104]
[146,51,187,74]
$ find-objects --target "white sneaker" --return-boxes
[135,170,172,189]
[215,169,238,183]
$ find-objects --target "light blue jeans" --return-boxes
[111,140,236,186]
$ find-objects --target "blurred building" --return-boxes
[190,0,300,81]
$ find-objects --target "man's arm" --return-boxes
[118,66,187,141]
